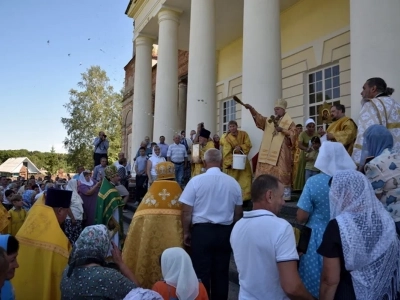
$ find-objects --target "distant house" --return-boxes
[0,157,41,178]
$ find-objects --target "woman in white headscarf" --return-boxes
[296,141,356,298]
[77,171,101,226]
[318,170,400,299]
[152,248,208,300]
[146,145,166,186]
[64,179,84,244]
[293,118,319,190]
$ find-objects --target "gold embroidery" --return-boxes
[158,189,171,200]
[387,123,400,129]
[134,208,181,217]
[16,236,70,258]
[103,197,123,218]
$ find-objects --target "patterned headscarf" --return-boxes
[104,165,118,179]
[330,170,400,299]
[67,225,110,277]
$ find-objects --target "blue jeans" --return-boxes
[305,169,319,182]
[174,163,184,187]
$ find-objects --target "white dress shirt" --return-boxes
[179,167,242,225]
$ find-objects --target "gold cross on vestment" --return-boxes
[158,189,171,200]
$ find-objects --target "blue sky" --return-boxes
[0,0,133,153]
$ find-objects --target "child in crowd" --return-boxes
[8,194,27,236]
[305,136,321,181]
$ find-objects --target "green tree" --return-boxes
[61,66,122,169]
[45,146,59,175]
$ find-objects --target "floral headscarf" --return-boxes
[67,225,110,277]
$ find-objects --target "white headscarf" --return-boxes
[329,170,400,299]
[123,288,163,300]
[149,146,165,166]
[305,118,315,127]
[78,171,94,187]
[66,179,84,206]
[161,247,199,300]
[314,142,356,176]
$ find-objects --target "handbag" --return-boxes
[291,220,312,254]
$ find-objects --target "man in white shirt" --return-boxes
[230,175,315,300]
[167,134,188,187]
[180,148,243,300]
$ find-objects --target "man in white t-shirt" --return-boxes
[180,148,243,300]
[230,174,315,300]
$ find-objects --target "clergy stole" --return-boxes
[258,113,293,166]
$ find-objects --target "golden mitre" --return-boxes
[155,162,176,180]
[274,99,287,110]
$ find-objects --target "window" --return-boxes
[308,65,341,126]
[221,99,236,133]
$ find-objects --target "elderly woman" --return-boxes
[362,125,400,231]
[61,225,139,299]
[152,247,208,300]
[78,170,101,226]
[293,118,319,190]
[318,170,400,299]
[296,142,356,298]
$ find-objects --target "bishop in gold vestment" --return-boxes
[220,120,252,201]
[245,99,297,200]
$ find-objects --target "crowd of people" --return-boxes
[0,76,399,299]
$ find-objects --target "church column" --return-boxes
[131,35,154,162]
[350,0,400,121]
[241,0,282,159]
[153,8,181,143]
[186,0,216,134]
[178,82,187,133]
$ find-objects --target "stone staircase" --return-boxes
[122,189,301,292]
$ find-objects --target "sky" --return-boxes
[0,0,133,153]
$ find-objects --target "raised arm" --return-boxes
[243,104,267,131]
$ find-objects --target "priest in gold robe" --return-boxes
[13,189,72,300]
[292,124,303,188]
[220,120,252,203]
[244,99,297,200]
[122,161,183,288]
[319,103,357,155]
[191,128,215,177]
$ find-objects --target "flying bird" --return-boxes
[47,40,50,45]
[100,49,105,53]
[68,54,71,56]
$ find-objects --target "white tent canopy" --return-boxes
[0,157,41,176]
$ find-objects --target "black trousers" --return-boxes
[191,223,233,300]
[135,175,148,203]
[93,153,108,166]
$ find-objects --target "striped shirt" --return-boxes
[167,143,187,163]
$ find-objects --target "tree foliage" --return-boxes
[0,149,72,174]
[61,66,122,169]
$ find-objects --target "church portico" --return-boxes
[124,0,400,167]
[153,8,181,142]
